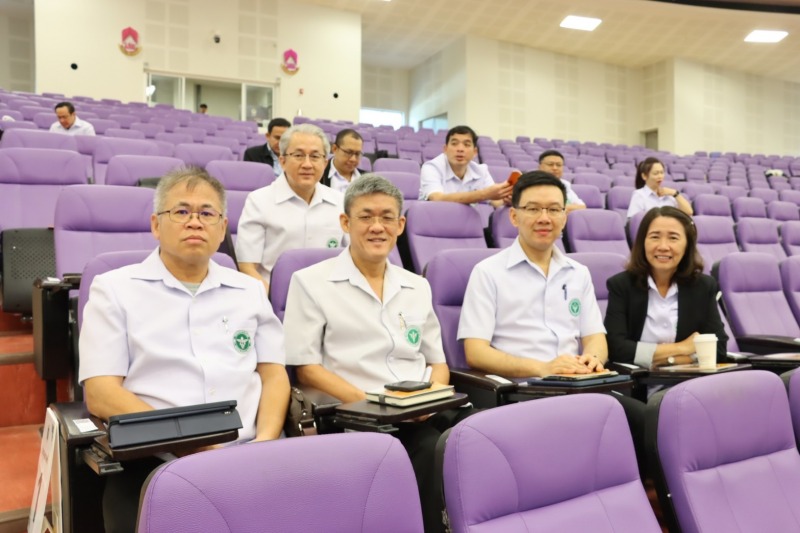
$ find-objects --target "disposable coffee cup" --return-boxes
[694,334,718,369]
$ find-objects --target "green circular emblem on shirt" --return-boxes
[326,238,339,248]
[569,298,581,317]
[233,330,252,353]
[406,326,421,347]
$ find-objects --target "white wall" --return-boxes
[0,2,34,92]
[362,65,409,118]
[33,0,361,121]
[408,37,468,130]
[639,60,675,152]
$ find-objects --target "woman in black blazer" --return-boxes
[605,206,728,368]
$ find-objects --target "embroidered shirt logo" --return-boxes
[326,238,339,248]
[568,298,581,317]
[406,326,421,347]
[233,330,252,353]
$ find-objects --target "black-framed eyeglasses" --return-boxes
[517,205,566,217]
[337,148,363,160]
[157,207,223,225]
[285,152,326,163]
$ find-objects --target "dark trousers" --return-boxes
[394,407,475,533]
[606,392,648,478]
[102,456,165,533]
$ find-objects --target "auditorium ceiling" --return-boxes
[304,0,800,83]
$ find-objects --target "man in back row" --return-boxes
[420,125,513,207]
[320,128,366,193]
[538,149,585,213]
[244,117,292,176]
[50,101,95,136]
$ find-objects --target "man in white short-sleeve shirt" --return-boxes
[236,124,345,292]
[79,166,289,533]
[458,171,607,377]
[284,174,470,532]
[538,149,586,213]
[49,101,95,136]
[419,125,512,207]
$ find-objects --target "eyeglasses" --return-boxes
[285,152,326,164]
[354,215,401,226]
[157,207,223,225]
[337,148,363,160]
[517,205,566,217]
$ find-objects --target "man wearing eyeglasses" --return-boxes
[284,174,472,532]
[236,123,345,292]
[538,150,586,213]
[79,166,289,533]
[320,129,367,193]
[458,171,607,377]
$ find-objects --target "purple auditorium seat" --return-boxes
[0,148,87,231]
[569,183,603,209]
[405,202,487,274]
[750,187,779,204]
[693,216,740,273]
[203,136,243,158]
[137,433,423,533]
[92,137,159,184]
[206,160,274,191]
[780,189,800,207]
[571,173,612,194]
[769,175,792,192]
[375,132,398,156]
[626,210,647,245]
[32,111,56,129]
[359,156,372,172]
[173,143,234,168]
[489,206,517,249]
[0,128,78,151]
[268,248,341,321]
[131,122,166,139]
[445,394,660,533]
[154,132,193,145]
[606,186,634,220]
[649,370,800,533]
[90,118,120,135]
[18,105,48,121]
[108,114,138,129]
[422,144,442,162]
[53,185,157,277]
[149,117,179,133]
[780,256,800,328]
[426,249,499,369]
[718,185,748,202]
[693,194,732,218]
[104,127,146,140]
[716,252,800,338]
[735,218,786,259]
[215,129,248,144]
[767,200,800,222]
[397,139,423,164]
[376,171,420,213]
[787,369,800,445]
[0,109,24,121]
[567,252,627,316]
[565,209,629,256]
[680,182,714,201]
[732,196,767,221]
[190,121,218,136]
[373,157,420,175]
[486,165,517,184]
[783,221,800,257]
[174,126,206,143]
[105,155,184,187]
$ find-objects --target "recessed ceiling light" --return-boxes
[744,30,788,43]
[560,15,602,32]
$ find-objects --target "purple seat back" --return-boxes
[78,250,235,328]
[216,129,248,143]
[571,173,612,193]
[426,249,499,368]
[780,189,800,207]
[138,433,422,533]
[0,120,37,131]
[783,221,800,257]
[693,194,732,218]
[445,394,659,533]
[565,209,629,255]
[108,114,138,129]
[206,160,274,191]
[732,196,767,221]
[131,122,167,139]
[0,148,87,231]
[489,206,516,249]
[788,369,800,445]
[173,143,235,168]
[0,128,78,151]
[735,218,786,259]
[33,112,55,129]
[768,200,800,222]
[405,202,487,274]
[780,256,800,329]
[569,183,603,208]
[373,158,420,175]
[606,186,634,219]
[717,252,800,337]
[693,216,739,273]
[750,187,780,204]
[154,132,192,145]
[105,155,184,187]
[93,137,159,184]
[149,117,178,133]
[91,118,120,134]
[567,252,627,316]
[174,126,206,142]
[654,371,800,533]
[104,127,146,140]
[268,248,341,321]
[376,171,420,204]
[53,185,157,277]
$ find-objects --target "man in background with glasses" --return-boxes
[458,171,607,377]
[320,128,367,193]
[284,175,470,532]
[79,166,289,533]
[236,123,345,293]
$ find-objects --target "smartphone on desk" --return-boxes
[384,381,431,392]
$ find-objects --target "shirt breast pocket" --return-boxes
[397,314,426,356]
[223,320,258,356]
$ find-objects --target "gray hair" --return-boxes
[154,165,227,216]
[278,123,330,156]
[344,173,403,215]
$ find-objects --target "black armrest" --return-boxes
[33,281,75,381]
[449,368,517,408]
[608,361,649,379]
[296,385,341,417]
[736,335,800,355]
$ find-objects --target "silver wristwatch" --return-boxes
[667,356,676,365]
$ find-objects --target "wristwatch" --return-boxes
[672,191,680,198]
[667,356,676,365]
